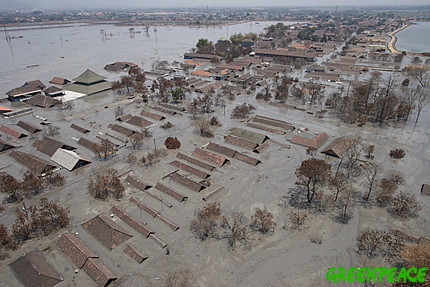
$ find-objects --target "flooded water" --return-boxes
[395,21,430,53]
[0,21,298,95]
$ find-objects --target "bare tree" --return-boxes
[12,198,70,242]
[356,229,387,258]
[0,224,17,251]
[288,209,308,230]
[129,133,144,150]
[190,203,222,239]
[388,191,421,219]
[363,163,381,201]
[88,169,125,200]
[0,174,22,203]
[44,125,60,137]
[196,119,213,138]
[330,172,348,202]
[295,158,332,203]
[251,208,276,234]
[95,138,117,159]
[221,212,250,248]
[338,185,358,223]
[415,88,430,123]
[231,103,256,119]
[21,170,45,197]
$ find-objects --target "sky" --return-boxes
[9,0,430,10]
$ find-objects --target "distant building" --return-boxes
[255,49,317,62]
[104,61,138,72]
[64,69,112,96]
[242,39,255,47]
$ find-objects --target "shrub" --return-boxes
[165,137,181,150]
[389,149,405,159]
[160,121,174,129]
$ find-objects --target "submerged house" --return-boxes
[64,69,112,96]
[10,249,63,287]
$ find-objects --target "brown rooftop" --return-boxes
[291,132,329,149]
[50,77,70,85]
[82,258,117,287]
[126,116,154,128]
[10,150,56,174]
[233,152,261,166]
[0,125,27,139]
[141,110,165,121]
[125,175,152,191]
[169,160,210,179]
[0,139,16,152]
[154,183,188,202]
[111,206,154,238]
[206,142,237,158]
[71,123,90,133]
[17,121,42,133]
[124,244,148,264]
[253,115,295,131]
[108,124,139,137]
[83,214,133,250]
[176,152,215,171]
[170,172,205,192]
[33,137,77,157]
[10,249,63,287]
[192,147,229,167]
[26,94,61,108]
[56,233,98,269]
[224,135,258,150]
[77,137,99,152]
[321,137,355,158]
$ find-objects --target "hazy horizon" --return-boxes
[4,0,430,11]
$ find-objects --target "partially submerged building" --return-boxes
[10,150,57,174]
[64,69,112,96]
[50,149,91,171]
[9,249,63,287]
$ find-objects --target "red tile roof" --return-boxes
[192,147,229,167]
[56,233,98,268]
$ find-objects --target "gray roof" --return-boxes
[228,128,269,145]
[51,149,91,171]
[73,69,106,84]
[64,81,111,95]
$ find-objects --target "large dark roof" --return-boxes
[82,214,132,250]
[9,249,63,287]
[73,69,106,84]
[0,139,16,152]
[26,94,61,108]
[10,150,56,174]
[33,137,76,157]
[56,233,98,269]
[0,125,27,139]
[17,121,42,134]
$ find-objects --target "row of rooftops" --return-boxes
[5,69,112,102]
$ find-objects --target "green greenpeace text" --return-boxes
[326,267,428,283]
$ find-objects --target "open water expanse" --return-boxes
[395,21,430,53]
[0,21,298,96]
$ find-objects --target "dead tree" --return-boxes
[251,208,276,234]
[295,158,332,203]
[363,163,381,201]
[221,212,250,248]
[95,138,117,159]
[338,185,358,223]
[88,169,124,200]
[190,203,222,239]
